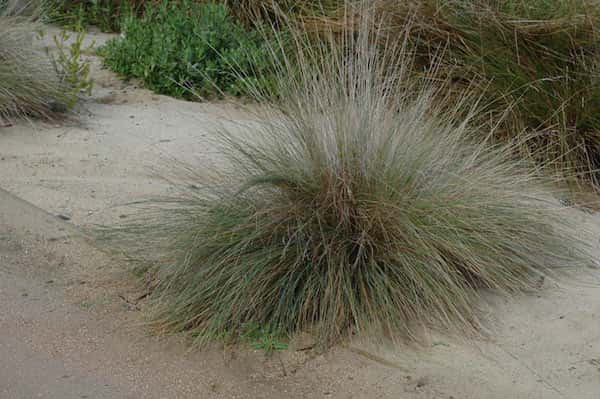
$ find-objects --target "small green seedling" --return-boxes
[241,324,288,355]
[52,29,94,109]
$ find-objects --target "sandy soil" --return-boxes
[1,28,600,399]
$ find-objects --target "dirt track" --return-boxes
[0,188,400,399]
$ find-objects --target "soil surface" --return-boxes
[1,27,600,399]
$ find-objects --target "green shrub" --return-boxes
[100,1,284,99]
[0,8,65,122]
[107,14,593,349]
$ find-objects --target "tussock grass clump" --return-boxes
[115,15,592,349]
[0,2,64,123]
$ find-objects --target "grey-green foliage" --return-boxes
[0,5,65,122]
[107,7,594,349]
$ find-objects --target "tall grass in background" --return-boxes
[108,7,593,349]
[284,0,600,190]
[221,0,342,24]
[45,0,342,31]
[0,0,66,123]
[43,0,137,31]
[393,0,600,190]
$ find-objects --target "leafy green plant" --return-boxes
[52,29,94,109]
[105,10,593,349]
[100,1,284,99]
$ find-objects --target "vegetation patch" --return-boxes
[43,0,341,32]
[108,17,593,349]
[51,0,600,188]
[393,0,600,190]
[100,1,285,99]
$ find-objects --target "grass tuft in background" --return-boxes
[389,0,600,190]
[0,1,66,123]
